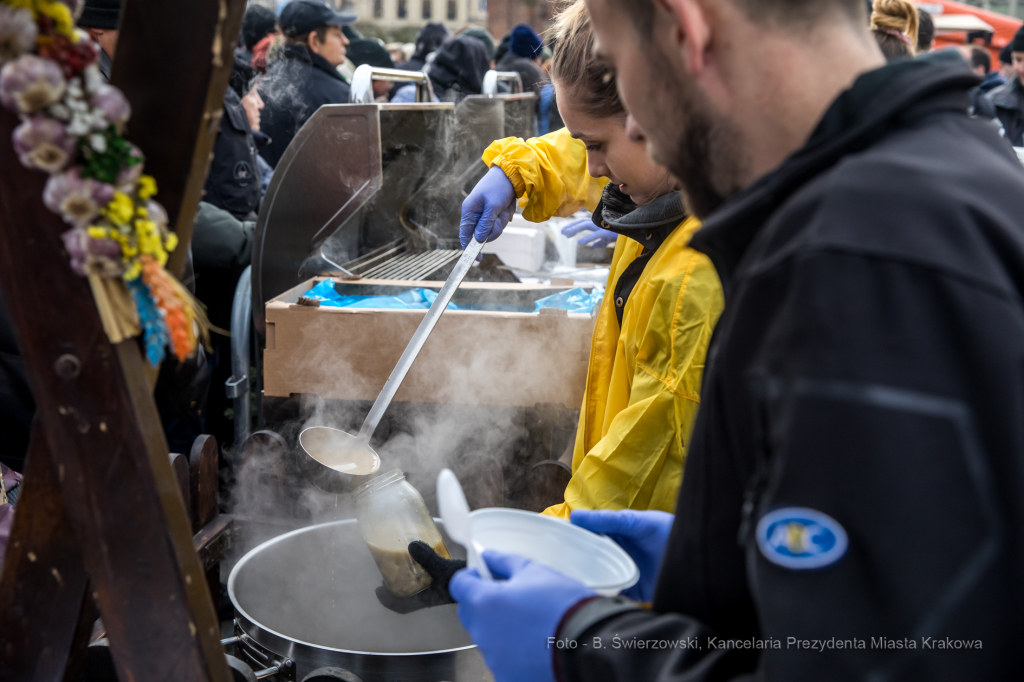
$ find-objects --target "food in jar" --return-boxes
[367,539,452,598]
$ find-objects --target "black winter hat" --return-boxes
[1001,43,1014,65]
[242,5,277,51]
[347,39,394,69]
[1012,26,1024,54]
[78,0,121,30]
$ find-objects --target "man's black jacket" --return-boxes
[557,53,1024,681]
[989,76,1024,146]
[259,44,350,168]
[203,87,261,219]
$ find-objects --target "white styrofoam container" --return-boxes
[482,222,547,272]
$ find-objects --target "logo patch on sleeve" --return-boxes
[756,507,848,570]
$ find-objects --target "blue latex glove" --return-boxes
[449,550,596,682]
[460,166,518,249]
[571,509,674,602]
[561,217,617,248]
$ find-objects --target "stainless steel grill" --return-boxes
[320,239,464,282]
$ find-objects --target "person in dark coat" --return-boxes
[431,0,1024,679]
[258,0,355,168]
[204,86,262,220]
[962,45,997,119]
[988,26,1024,145]
[426,35,491,102]
[191,202,255,447]
[496,24,548,95]
[397,22,450,72]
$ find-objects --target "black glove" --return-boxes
[373,542,467,615]
[409,540,466,596]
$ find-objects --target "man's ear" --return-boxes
[658,0,711,76]
[307,30,320,50]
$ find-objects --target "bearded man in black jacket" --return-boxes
[432,0,1024,680]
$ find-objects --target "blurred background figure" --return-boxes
[1000,44,1016,83]
[348,38,396,102]
[385,41,407,63]
[870,0,918,60]
[916,7,934,54]
[77,0,120,78]
[976,45,1007,94]
[393,34,489,102]
[397,22,449,72]
[259,0,356,168]
[460,26,496,67]
[959,45,998,119]
[988,26,1024,146]
[497,23,547,95]
[238,4,277,70]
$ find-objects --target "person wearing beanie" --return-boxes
[988,25,1024,145]
[348,39,395,101]
[239,5,277,66]
[496,23,548,96]
[509,24,543,60]
[77,0,121,79]
[397,22,449,72]
[999,43,1015,82]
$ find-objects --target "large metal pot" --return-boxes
[228,519,492,682]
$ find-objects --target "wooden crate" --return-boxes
[263,277,597,408]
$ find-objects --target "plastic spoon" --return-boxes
[299,239,486,476]
[437,468,493,581]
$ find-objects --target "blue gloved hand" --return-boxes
[561,217,617,248]
[571,509,675,602]
[449,550,596,682]
[460,166,517,250]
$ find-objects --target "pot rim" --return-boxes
[228,518,478,658]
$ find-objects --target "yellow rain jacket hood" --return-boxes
[483,129,724,518]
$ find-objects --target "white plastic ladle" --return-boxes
[437,468,493,581]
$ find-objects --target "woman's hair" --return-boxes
[548,0,625,119]
[871,0,919,59]
[283,25,330,48]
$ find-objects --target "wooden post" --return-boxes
[113,0,248,279]
[0,0,246,678]
[0,429,89,681]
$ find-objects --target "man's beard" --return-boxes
[651,68,745,220]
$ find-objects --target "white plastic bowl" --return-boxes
[469,508,639,596]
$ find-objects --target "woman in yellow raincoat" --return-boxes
[459,1,724,518]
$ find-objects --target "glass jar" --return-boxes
[353,469,452,598]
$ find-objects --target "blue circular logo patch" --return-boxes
[756,507,848,570]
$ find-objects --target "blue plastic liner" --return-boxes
[534,287,604,314]
[304,282,603,313]
[304,281,459,310]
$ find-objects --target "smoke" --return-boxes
[223,80,583,657]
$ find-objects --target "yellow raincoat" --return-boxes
[483,128,724,518]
